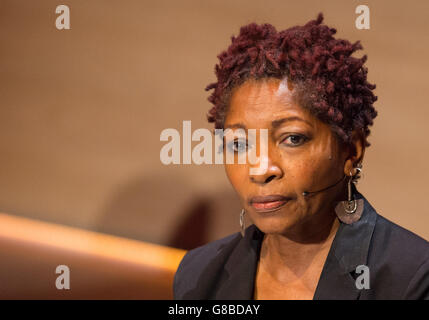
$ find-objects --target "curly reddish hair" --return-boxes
[205,13,378,147]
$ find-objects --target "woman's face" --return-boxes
[223,77,354,236]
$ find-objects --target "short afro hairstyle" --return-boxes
[205,13,378,147]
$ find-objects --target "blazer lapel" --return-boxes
[313,187,377,300]
[214,225,263,299]
[180,224,262,299]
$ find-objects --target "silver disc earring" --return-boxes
[335,167,364,224]
[240,209,246,237]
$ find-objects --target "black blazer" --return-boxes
[173,189,429,300]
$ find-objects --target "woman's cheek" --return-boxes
[290,148,326,185]
[225,164,242,187]
[225,164,249,195]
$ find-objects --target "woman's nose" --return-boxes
[249,162,283,185]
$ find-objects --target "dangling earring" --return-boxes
[240,209,246,237]
[335,165,364,224]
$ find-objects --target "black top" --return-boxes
[173,189,429,299]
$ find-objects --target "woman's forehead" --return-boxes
[226,78,316,128]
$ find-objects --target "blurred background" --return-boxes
[0,0,428,298]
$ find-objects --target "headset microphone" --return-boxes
[302,175,347,196]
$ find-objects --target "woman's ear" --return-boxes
[343,130,366,176]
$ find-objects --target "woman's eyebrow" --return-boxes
[271,116,313,128]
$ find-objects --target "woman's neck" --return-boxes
[259,213,340,281]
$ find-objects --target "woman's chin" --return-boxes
[251,213,301,235]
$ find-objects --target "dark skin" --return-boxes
[223,77,365,300]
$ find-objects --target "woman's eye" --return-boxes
[227,140,248,153]
[282,134,308,147]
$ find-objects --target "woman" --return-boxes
[173,13,429,300]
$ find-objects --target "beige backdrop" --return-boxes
[1,0,428,248]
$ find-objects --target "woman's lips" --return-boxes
[249,195,291,212]
[251,200,287,210]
